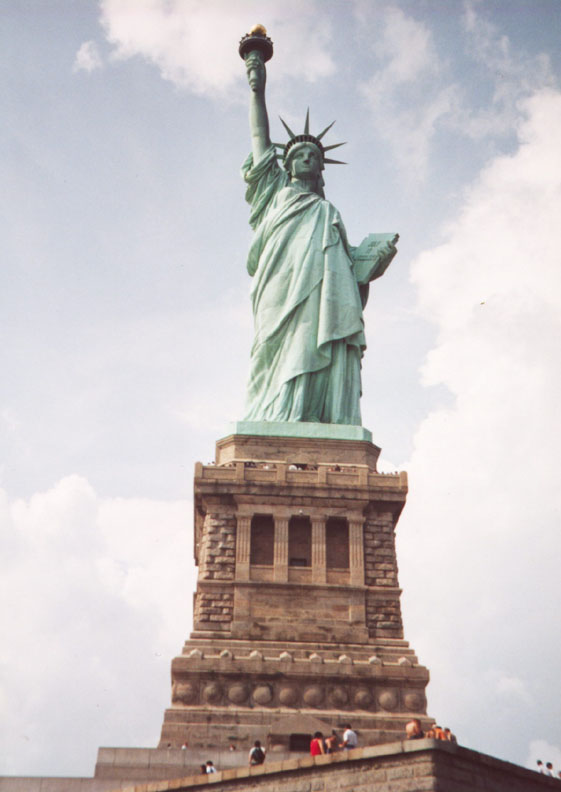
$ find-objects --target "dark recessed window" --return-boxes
[289,733,312,751]
[326,517,349,569]
[288,516,311,567]
[250,514,274,566]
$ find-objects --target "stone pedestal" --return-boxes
[158,432,430,752]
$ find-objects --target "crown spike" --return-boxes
[279,111,346,168]
[316,120,336,141]
[279,116,296,139]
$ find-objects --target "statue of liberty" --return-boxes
[240,27,398,427]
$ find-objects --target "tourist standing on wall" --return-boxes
[249,740,266,765]
[310,732,325,756]
[325,730,339,753]
[340,724,358,750]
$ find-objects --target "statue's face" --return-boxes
[288,144,322,180]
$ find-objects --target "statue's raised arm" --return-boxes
[240,26,272,165]
[237,26,398,428]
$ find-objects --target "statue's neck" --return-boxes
[290,177,319,195]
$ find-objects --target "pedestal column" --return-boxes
[274,514,289,583]
[235,515,251,582]
[349,518,365,586]
[311,517,326,584]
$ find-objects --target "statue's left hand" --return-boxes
[352,233,398,285]
[381,234,398,258]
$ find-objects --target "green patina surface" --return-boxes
[241,38,397,428]
[228,421,373,443]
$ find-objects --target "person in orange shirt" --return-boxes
[426,723,446,739]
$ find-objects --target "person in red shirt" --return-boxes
[310,731,325,756]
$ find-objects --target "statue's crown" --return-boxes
[276,110,346,168]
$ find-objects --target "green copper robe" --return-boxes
[242,145,379,425]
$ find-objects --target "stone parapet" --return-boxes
[0,778,136,791]
[99,740,560,792]
[197,461,406,494]
[3,740,554,792]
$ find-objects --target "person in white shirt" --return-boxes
[340,724,358,750]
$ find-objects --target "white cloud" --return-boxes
[456,2,556,139]
[73,40,103,73]
[355,2,557,182]
[0,408,19,435]
[494,674,533,705]
[99,0,334,96]
[356,4,458,180]
[364,5,440,89]
[413,88,561,340]
[0,476,194,775]
[398,87,561,761]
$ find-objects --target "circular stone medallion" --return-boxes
[253,685,273,705]
[404,692,423,711]
[202,682,222,704]
[378,690,398,711]
[353,687,372,709]
[228,683,249,704]
[303,685,324,707]
[329,686,348,707]
[173,682,197,705]
[278,686,299,706]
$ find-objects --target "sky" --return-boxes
[1,0,561,779]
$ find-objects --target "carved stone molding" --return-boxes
[170,672,428,718]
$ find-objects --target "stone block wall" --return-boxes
[363,511,403,638]
[194,510,236,631]
[198,513,236,581]
[363,512,399,587]
[99,740,559,792]
[365,592,404,637]
[193,588,234,631]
